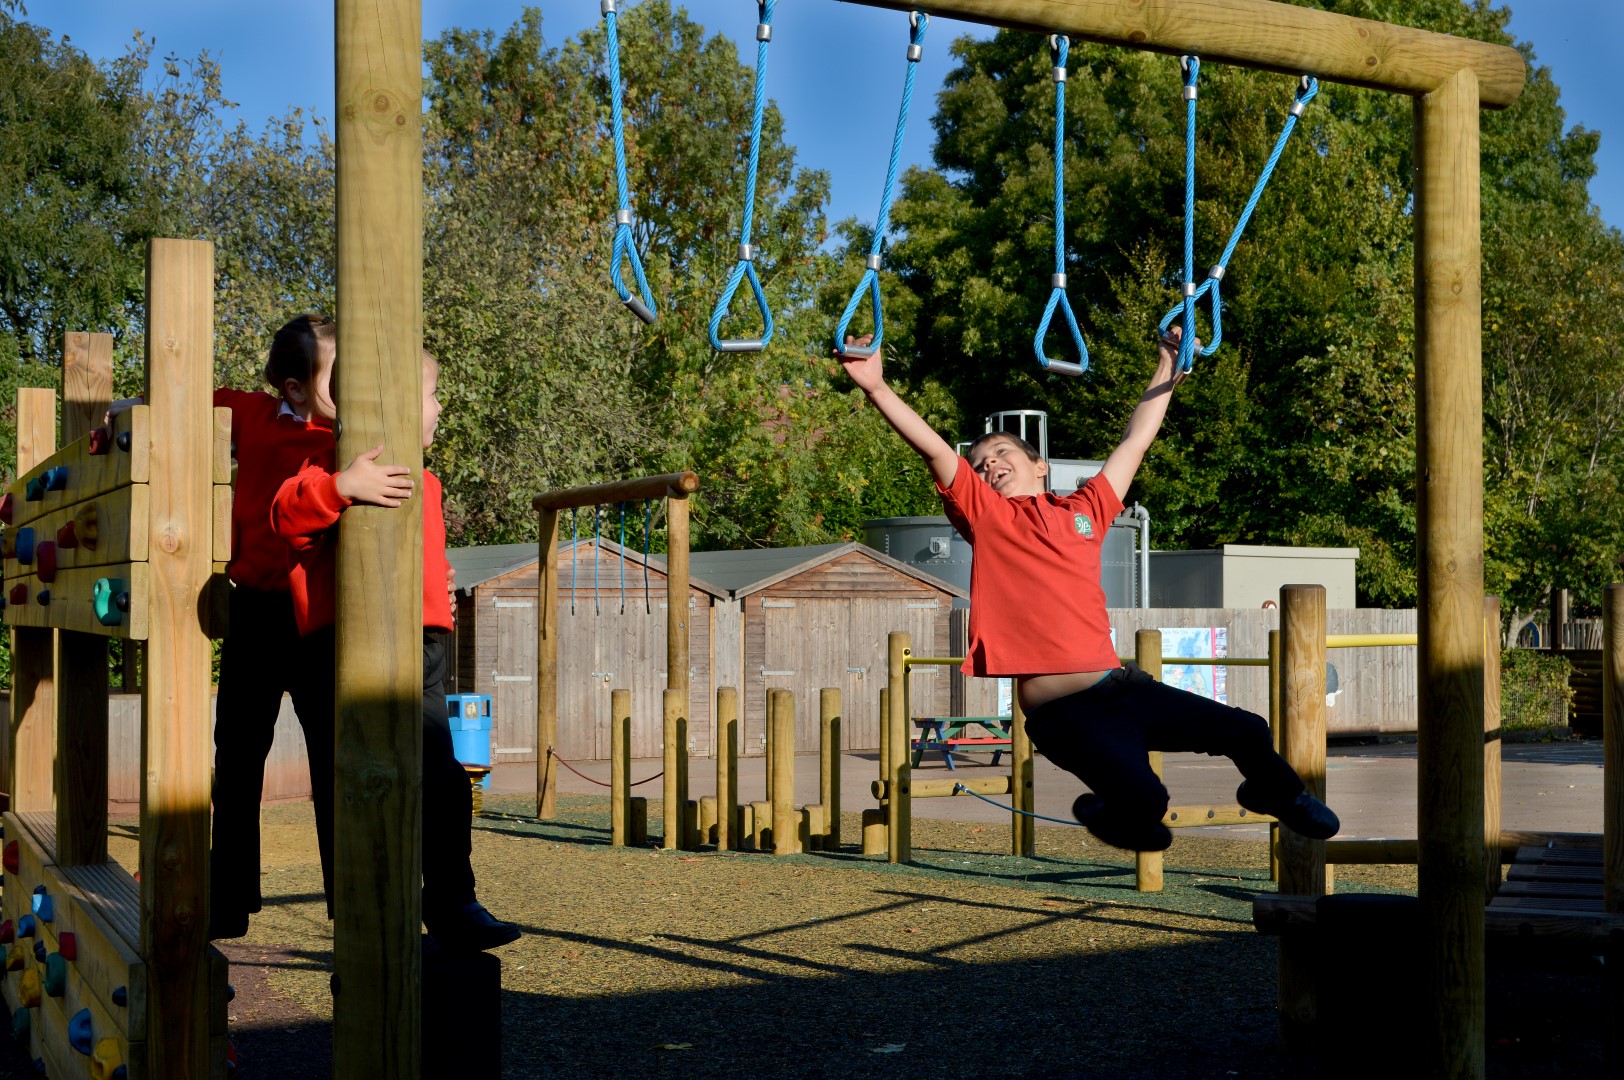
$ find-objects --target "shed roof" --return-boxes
[687,542,966,599]
[448,540,730,599]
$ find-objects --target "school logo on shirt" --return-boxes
[1074,513,1093,538]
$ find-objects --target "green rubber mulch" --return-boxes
[0,797,1602,1079]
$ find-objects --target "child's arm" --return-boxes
[272,446,414,549]
[1098,328,1191,501]
[838,335,959,488]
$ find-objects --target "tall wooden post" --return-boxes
[334,0,425,1073]
[716,686,738,850]
[9,388,57,814]
[1483,597,1502,897]
[57,332,114,866]
[1010,689,1034,857]
[663,688,683,850]
[1603,585,1623,914]
[770,688,797,854]
[1415,67,1486,1080]
[820,687,841,851]
[886,631,911,863]
[611,689,631,846]
[139,238,216,1080]
[535,509,560,818]
[1277,583,1327,1041]
[1134,630,1164,892]
[666,494,690,695]
[1267,629,1281,882]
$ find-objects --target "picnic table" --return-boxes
[911,717,1013,769]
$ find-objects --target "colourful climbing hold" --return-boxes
[23,477,43,502]
[6,945,24,971]
[17,915,35,938]
[0,492,12,523]
[59,932,77,961]
[68,1008,93,1053]
[42,466,68,492]
[111,986,127,1007]
[6,585,24,608]
[15,527,35,564]
[35,540,56,583]
[34,588,49,606]
[93,577,128,627]
[55,521,78,548]
[43,953,66,996]
[31,941,45,963]
[18,967,41,1007]
[31,889,52,922]
[0,920,12,944]
[10,1004,27,1041]
[92,1038,123,1079]
[3,840,19,873]
[87,427,112,456]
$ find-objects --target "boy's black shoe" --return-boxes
[1072,793,1173,853]
[1237,782,1341,840]
[425,902,521,952]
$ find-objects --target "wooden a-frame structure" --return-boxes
[334,0,1524,1076]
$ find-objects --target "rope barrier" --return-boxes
[1032,35,1089,376]
[940,747,1085,828]
[549,747,664,789]
[833,11,928,358]
[707,0,777,352]
[1159,63,1318,364]
[602,0,657,324]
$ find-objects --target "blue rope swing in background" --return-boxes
[1032,35,1089,376]
[603,0,657,325]
[708,0,778,352]
[1159,59,1318,370]
[833,12,928,359]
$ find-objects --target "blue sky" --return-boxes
[37,1,1624,232]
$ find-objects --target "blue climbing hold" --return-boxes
[68,1008,93,1054]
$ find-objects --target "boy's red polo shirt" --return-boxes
[936,457,1123,678]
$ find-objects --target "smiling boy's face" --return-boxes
[967,434,1048,498]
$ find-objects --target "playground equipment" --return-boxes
[531,472,699,849]
[1,240,232,1077]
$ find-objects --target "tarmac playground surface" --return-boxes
[2,739,1607,1077]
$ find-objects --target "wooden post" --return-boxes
[138,238,216,1080]
[1267,629,1281,882]
[886,632,911,863]
[770,688,797,854]
[1550,587,1568,652]
[10,388,57,815]
[1484,597,1502,898]
[1415,67,1486,1080]
[820,687,841,851]
[56,332,114,867]
[535,508,560,818]
[764,683,775,806]
[1277,583,1328,1041]
[666,493,690,698]
[1603,585,1623,914]
[611,689,631,846]
[663,688,683,850]
[1135,630,1164,893]
[333,0,425,1070]
[717,686,738,851]
[1011,688,1034,857]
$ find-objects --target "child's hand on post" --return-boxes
[837,334,885,395]
[334,445,414,507]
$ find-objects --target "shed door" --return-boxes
[761,598,849,751]
[847,599,945,748]
[492,599,537,763]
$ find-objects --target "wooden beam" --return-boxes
[138,236,215,1080]
[531,471,699,512]
[1276,582,1326,1042]
[1414,66,1486,1080]
[840,0,1523,107]
[10,387,58,816]
[334,0,425,1075]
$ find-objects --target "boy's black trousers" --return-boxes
[1022,663,1306,835]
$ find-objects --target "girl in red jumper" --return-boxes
[840,330,1339,852]
[272,350,519,951]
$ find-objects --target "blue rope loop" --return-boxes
[833,11,929,359]
[1032,34,1088,377]
[604,1,657,324]
[1158,71,1318,363]
[708,0,777,352]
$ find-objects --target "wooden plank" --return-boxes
[213,484,232,564]
[1494,880,1604,902]
[6,406,148,531]
[533,471,699,511]
[4,483,149,579]
[9,388,58,816]
[848,0,1523,106]
[137,236,215,1080]
[1414,68,1486,1078]
[1506,863,1602,885]
[3,563,150,639]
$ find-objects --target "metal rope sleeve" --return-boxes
[832,12,929,359]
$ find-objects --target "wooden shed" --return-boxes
[448,540,729,764]
[692,543,968,754]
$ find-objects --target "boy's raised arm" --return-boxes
[838,336,959,489]
[1099,328,1191,502]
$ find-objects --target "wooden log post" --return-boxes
[663,688,683,850]
[1011,688,1034,857]
[1603,584,1623,914]
[535,508,560,819]
[1484,597,1502,898]
[139,237,216,1080]
[886,632,911,864]
[333,0,425,1070]
[820,687,841,851]
[10,387,57,815]
[770,689,797,855]
[666,494,690,702]
[611,689,631,847]
[1277,583,1328,1042]
[1268,629,1281,882]
[1135,630,1164,893]
[716,686,738,851]
[764,683,776,806]
[1415,67,1487,1080]
[866,686,890,856]
[56,332,114,867]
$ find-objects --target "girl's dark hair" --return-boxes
[263,314,335,387]
[967,430,1043,463]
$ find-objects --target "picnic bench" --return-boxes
[911,717,1013,769]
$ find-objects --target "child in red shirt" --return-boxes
[841,330,1338,851]
[272,349,519,951]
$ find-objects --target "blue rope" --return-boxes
[833,12,929,358]
[569,509,578,615]
[642,500,653,614]
[603,0,656,324]
[1158,69,1318,364]
[592,505,601,615]
[618,502,626,614]
[1032,35,1088,377]
[707,0,777,352]
[940,746,1084,827]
